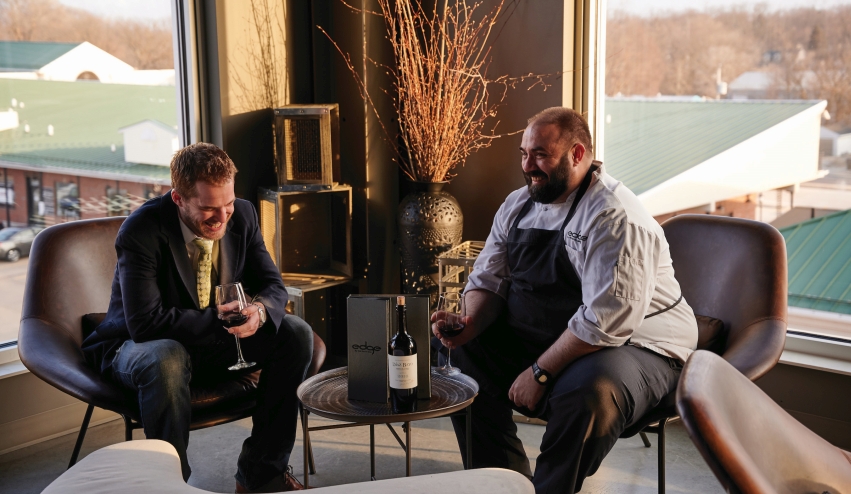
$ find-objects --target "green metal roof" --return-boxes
[0,41,79,71]
[605,98,823,195]
[0,79,175,183]
[780,209,851,315]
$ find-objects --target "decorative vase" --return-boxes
[397,181,463,300]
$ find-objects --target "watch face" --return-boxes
[538,374,547,383]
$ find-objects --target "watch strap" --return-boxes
[532,361,552,385]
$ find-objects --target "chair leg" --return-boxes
[658,418,668,494]
[301,407,316,475]
[68,404,94,469]
[639,431,651,448]
[121,414,134,441]
[308,435,316,475]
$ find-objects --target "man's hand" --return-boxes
[431,311,474,349]
[223,302,265,339]
[508,367,546,411]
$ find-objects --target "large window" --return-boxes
[604,0,851,337]
[0,0,178,345]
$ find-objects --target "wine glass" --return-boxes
[435,291,465,376]
[215,282,256,371]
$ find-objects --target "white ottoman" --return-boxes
[44,440,535,494]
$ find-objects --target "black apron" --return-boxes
[452,165,598,400]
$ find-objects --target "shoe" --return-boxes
[235,466,306,493]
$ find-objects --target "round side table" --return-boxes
[297,367,479,487]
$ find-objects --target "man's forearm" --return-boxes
[463,288,505,339]
[536,330,603,376]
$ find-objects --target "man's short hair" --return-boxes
[170,143,238,198]
[527,107,593,155]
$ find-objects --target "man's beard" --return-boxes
[178,206,228,240]
[524,154,570,204]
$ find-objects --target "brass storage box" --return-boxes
[258,186,353,281]
[274,104,340,190]
[285,281,353,366]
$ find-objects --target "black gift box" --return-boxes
[347,295,432,403]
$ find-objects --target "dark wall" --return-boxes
[444,1,567,242]
[756,363,851,450]
[311,0,399,294]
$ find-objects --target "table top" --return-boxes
[297,367,479,424]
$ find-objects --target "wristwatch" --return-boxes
[253,303,266,325]
[532,361,552,385]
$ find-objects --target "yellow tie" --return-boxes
[193,238,213,309]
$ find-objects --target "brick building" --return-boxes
[0,78,174,228]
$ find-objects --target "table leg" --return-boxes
[302,408,310,489]
[405,422,411,477]
[370,424,375,481]
[466,405,472,469]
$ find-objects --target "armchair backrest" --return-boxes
[662,215,787,380]
[20,217,124,347]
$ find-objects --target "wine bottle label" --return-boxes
[388,354,418,389]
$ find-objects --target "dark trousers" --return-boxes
[448,345,681,493]
[110,315,314,490]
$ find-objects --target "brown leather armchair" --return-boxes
[17,217,327,467]
[677,350,851,493]
[619,215,788,493]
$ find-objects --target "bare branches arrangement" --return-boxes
[322,0,546,182]
[230,0,288,113]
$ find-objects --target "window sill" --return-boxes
[0,345,25,380]
[780,331,851,377]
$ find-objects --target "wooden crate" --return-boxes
[258,185,352,280]
[437,240,485,293]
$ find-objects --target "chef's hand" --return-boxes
[508,367,546,411]
[227,303,265,339]
[430,311,474,349]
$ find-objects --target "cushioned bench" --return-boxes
[43,440,535,494]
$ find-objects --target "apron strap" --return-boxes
[510,197,536,232]
[560,164,599,232]
[644,293,683,319]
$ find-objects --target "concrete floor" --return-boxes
[0,414,723,493]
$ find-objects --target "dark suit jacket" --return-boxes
[82,191,287,374]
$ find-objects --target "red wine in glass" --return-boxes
[438,321,465,338]
[215,282,256,371]
[221,312,248,328]
[435,292,464,376]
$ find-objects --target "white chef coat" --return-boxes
[466,166,698,363]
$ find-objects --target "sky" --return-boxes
[609,0,851,17]
[57,0,851,22]
[57,0,171,21]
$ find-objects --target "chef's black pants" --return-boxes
[448,345,682,493]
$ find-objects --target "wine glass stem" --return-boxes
[234,334,246,363]
[447,348,452,368]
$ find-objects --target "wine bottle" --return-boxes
[388,295,418,413]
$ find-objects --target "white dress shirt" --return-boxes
[466,166,698,363]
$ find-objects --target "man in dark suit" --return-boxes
[82,143,312,492]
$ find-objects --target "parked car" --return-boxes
[0,227,44,262]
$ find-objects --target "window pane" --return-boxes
[605,1,851,338]
[0,0,177,345]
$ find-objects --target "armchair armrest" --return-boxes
[722,318,786,381]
